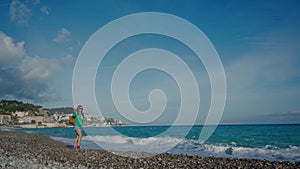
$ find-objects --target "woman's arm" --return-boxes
[72,112,77,118]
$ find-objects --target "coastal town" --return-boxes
[0,100,126,128]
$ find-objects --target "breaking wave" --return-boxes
[79,135,300,161]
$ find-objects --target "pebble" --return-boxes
[1,130,300,169]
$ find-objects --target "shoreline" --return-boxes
[0,124,127,129]
[0,130,299,168]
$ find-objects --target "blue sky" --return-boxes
[0,0,300,124]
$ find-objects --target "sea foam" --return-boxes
[77,135,300,161]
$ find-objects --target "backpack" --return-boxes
[69,113,76,125]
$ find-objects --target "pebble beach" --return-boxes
[0,130,299,169]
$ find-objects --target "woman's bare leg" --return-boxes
[74,130,79,147]
[77,129,82,146]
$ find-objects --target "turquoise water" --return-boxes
[11,124,300,161]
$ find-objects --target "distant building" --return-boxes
[18,116,44,124]
[115,119,123,125]
[52,113,70,122]
[44,116,55,123]
[13,111,27,118]
[0,115,11,124]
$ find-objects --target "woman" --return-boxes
[72,105,84,149]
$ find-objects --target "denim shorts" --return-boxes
[74,126,82,131]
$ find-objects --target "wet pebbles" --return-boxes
[0,130,299,169]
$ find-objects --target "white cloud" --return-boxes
[0,32,74,102]
[53,28,71,43]
[274,110,300,117]
[40,6,50,15]
[223,27,300,123]
[227,23,300,92]
[261,110,300,124]
[0,53,74,102]
[61,54,75,64]
[227,42,300,93]
[76,40,82,46]
[9,0,32,25]
[0,32,25,64]
[18,56,61,80]
[0,54,62,102]
[32,0,40,5]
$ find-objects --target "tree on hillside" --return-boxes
[106,118,114,125]
[0,100,42,113]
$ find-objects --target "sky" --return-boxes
[0,0,300,125]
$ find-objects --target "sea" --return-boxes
[6,124,300,162]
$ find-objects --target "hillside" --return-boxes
[44,107,73,115]
[0,100,42,115]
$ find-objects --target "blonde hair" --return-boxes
[76,105,84,117]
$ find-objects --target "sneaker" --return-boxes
[73,145,77,149]
[77,145,81,149]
